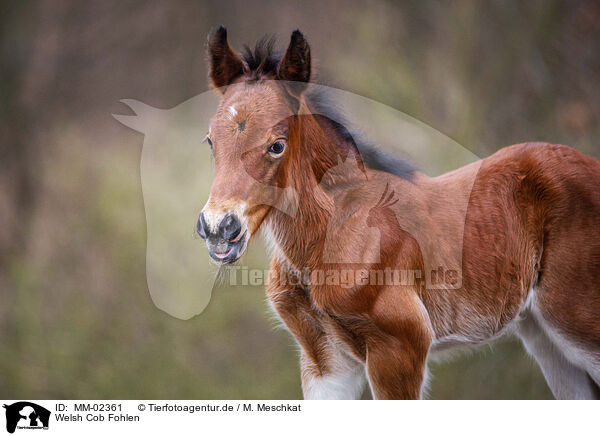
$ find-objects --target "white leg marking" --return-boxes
[301,351,366,400]
[518,308,598,399]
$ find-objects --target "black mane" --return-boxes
[241,36,281,80]
[240,36,416,181]
[306,89,416,182]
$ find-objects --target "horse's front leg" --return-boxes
[299,345,366,400]
[365,287,433,400]
[267,262,366,400]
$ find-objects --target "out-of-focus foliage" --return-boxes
[2,0,599,399]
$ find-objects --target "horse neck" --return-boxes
[266,111,348,270]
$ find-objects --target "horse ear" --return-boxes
[278,30,311,93]
[207,26,245,92]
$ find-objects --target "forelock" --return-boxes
[241,35,281,80]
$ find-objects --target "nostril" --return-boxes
[196,213,208,240]
[220,213,242,241]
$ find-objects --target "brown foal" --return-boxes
[197,27,600,399]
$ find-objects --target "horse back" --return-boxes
[510,143,600,351]
[428,142,600,347]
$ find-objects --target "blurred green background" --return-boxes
[2,0,599,399]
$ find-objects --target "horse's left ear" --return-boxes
[207,26,245,92]
[278,30,311,93]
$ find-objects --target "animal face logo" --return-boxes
[113,83,479,320]
[3,402,50,433]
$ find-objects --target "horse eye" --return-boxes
[268,140,286,156]
[206,137,213,149]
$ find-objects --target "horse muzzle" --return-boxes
[197,211,248,264]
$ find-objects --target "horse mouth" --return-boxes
[207,231,247,264]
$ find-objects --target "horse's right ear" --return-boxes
[277,30,311,94]
[207,26,244,93]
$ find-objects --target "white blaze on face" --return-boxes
[227,105,238,120]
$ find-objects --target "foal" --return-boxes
[197,27,600,399]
